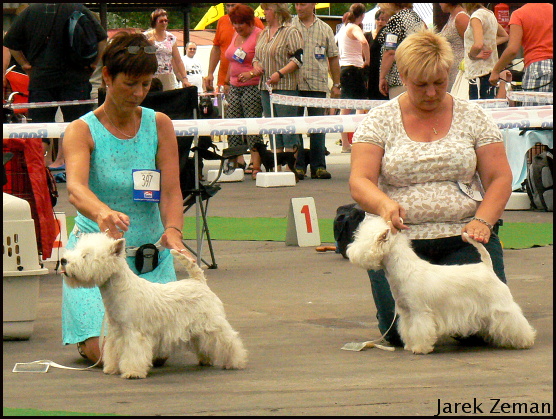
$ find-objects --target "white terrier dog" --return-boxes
[62,233,247,378]
[347,217,536,354]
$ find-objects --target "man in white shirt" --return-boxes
[181,42,204,93]
[293,3,341,180]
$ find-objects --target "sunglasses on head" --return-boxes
[126,45,157,54]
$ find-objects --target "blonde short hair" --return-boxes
[260,3,292,25]
[463,3,483,15]
[395,28,454,81]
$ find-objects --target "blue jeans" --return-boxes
[28,81,93,123]
[260,89,301,149]
[468,74,496,100]
[367,234,506,346]
[296,90,327,171]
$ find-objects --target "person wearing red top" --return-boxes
[205,3,265,92]
[489,3,553,96]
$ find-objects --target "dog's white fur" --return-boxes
[62,233,247,378]
[347,217,536,354]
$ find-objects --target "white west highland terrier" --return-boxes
[62,233,247,379]
[347,217,536,354]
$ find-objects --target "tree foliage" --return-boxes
[105,3,377,30]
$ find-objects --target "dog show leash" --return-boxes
[341,313,398,352]
[12,314,108,373]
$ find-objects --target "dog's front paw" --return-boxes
[103,365,119,375]
[120,370,148,379]
[197,353,213,367]
[408,345,434,355]
[222,360,247,370]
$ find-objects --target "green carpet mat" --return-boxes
[496,222,553,249]
[64,217,552,250]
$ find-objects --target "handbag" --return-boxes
[451,70,469,100]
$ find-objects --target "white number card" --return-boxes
[132,169,161,202]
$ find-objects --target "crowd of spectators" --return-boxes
[3,3,553,179]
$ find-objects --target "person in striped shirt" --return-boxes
[253,3,304,159]
[292,3,341,180]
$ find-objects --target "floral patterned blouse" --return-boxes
[143,30,177,75]
[378,8,425,88]
[440,10,468,89]
[352,94,503,240]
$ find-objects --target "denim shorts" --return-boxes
[28,81,93,123]
[340,66,368,100]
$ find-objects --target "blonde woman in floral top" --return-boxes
[252,3,303,153]
[350,29,512,346]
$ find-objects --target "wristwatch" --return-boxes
[332,83,341,88]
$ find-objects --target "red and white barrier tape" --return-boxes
[4,99,97,110]
[269,94,511,109]
[4,93,224,110]
[3,94,506,111]
[3,106,552,139]
[506,91,553,104]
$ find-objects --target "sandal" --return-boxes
[77,342,88,359]
[244,162,254,174]
[235,162,247,171]
[251,167,262,180]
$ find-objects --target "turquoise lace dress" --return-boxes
[62,107,177,345]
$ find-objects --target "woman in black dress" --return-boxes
[366,9,391,100]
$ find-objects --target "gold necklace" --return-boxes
[103,106,137,139]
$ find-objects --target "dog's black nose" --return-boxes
[60,258,67,266]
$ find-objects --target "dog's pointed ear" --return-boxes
[112,238,126,257]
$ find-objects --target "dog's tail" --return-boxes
[170,250,207,283]
[462,233,493,270]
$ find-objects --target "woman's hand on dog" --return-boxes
[379,200,409,234]
[462,220,491,244]
[161,229,196,262]
[98,209,130,238]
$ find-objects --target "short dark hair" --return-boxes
[102,32,158,78]
[229,4,255,25]
[150,8,167,28]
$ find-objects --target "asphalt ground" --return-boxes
[3,134,553,416]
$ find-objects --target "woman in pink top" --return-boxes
[336,3,370,153]
[224,4,264,174]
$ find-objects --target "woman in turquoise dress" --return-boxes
[61,32,194,364]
